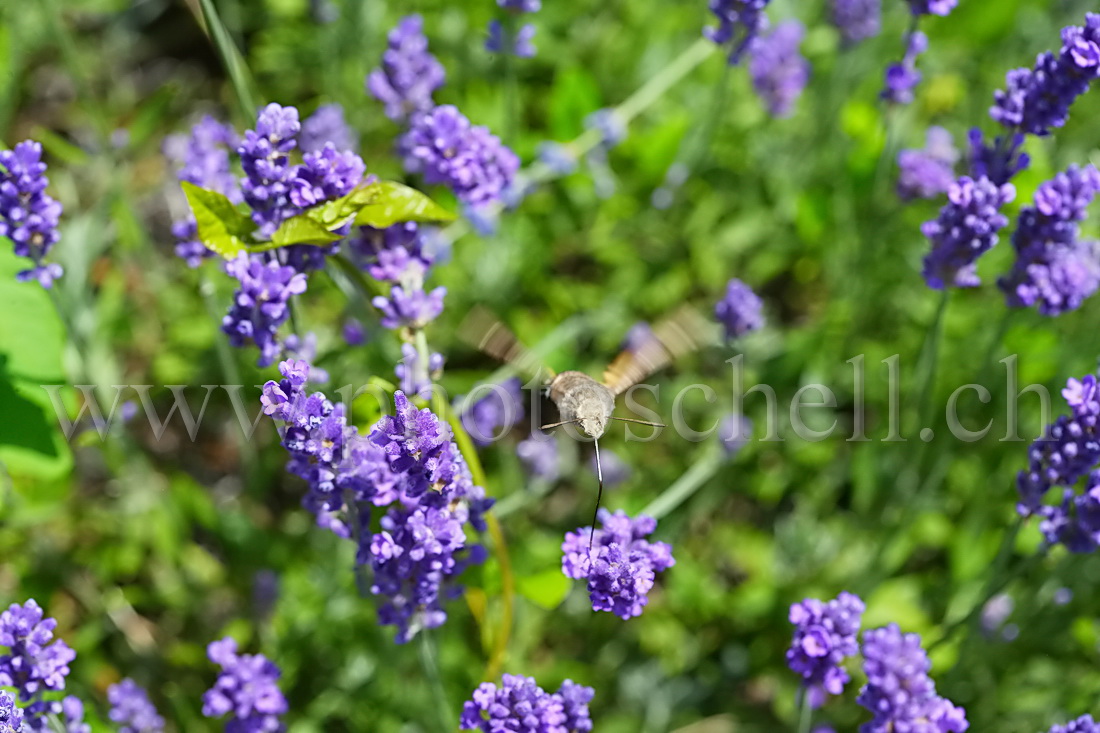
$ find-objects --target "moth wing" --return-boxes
[458,306,556,384]
[602,305,712,396]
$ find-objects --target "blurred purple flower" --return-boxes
[486,21,536,57]
[460,378,526,446]
[108,679,164,733]
[517,436,560,481]
[300,104,356,154]
[907,0,956,15]
[881,31,928,105]
[705,0,772,65]
[749,21,810,118]
[587,448,631,488]
[715,278,764,339]
[202,637,287,732]
[830,0,880,45]
[367,16,445,123]
[1047,716,1100,733]
[343,317,366,346]
[897,126,959,201]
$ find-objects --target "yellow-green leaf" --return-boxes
[353,181,456,228]
[257,215,343,250]
[180,181,256,258]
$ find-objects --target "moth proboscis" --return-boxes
[460,305,713,560]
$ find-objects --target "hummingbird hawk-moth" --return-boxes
[461,305,710,556]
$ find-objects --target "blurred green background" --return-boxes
[2,0,1100,730]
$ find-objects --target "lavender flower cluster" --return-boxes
[261,360,492,642]
[748,21,810,118]
[562,510,675,619]
[0,599,77,730]
[460,377,526,446]
[786,593,967,731]
[107,679,165,733]
[1016,373,1100,552]
[705,0,773,64]
[897,127,959,201]
[460,674,593,733]
[915,14,1100,314]
[368,16,518,212]
[715,277,765,339]
[202,637,287,732]
[0,141,64,288]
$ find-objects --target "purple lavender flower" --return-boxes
[999,165,1100,315]
[281,331,329,384]
[991,14,1100,137]
[394,343,444,399]
[1016,374,1100,549]
[498,0,540,10]
[967,129,1030,187]
[0,692,23,733]
[367,16,445,123]
[460,675,593,732]
[786,592,864,707]
[517,436,560,481]
[486,21,537,57]
[881,31,928,105]
[1047,715,1100,733]
[585,109,626,150]
[705,0,772,65]
[299,104,356,154]
[202,637,287,732]
[748,21,810,118]
[343,317,366,346]
[562,510,675,619]
[108,679,164,733]
[372,284,446,329]
[62,696,90,733]
[897,127,959,201]
[537,142,578,175]
[907,0,956,15]
[460,378,525,445]
[0,141,64,288]
[222,254,307,367]
[856,624,968,733]
[401,105,519,208]
[348,222,432,283]
[0,600,76,704]
[920,176,1015,289]
[830,0,880,45]
[238,103,301,238]
[718,414,753,456]
[288,143,365,209]
[715,278,764,339]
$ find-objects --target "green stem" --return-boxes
[914,289,950,435]
[418,630,454,731]
[198,0,259,118]
[501,15,520,145]
[796,687,812,733]
[640,445,723,520]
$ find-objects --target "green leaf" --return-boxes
[259,215,343,250]
[180,181,256,258]
[516,569,573,611]
[352,181,456,228]
[0,247,71,480]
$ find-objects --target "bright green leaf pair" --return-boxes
[180,179,456,259]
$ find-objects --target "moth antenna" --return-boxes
[587,438,605,566]
[540,418,580,430]
[609,416,667,428]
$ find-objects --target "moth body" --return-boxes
[549,371,616,439]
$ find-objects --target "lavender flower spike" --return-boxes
[0,691,23,733]
[999,165,1100,316]
[897,126,959,201]
[1047,715,1100,733]
[920,176,1015,289]
[460,675,594,732]
[238,103,301,238]
[0,599,76,703]
[830,0,880,45]
[367,15,445,123]
[715,278,764,339]
[857,624,968,732]
[299,104,356,155]
[562,510,675,619]
[991,14,1100,137]
[786,592,864,707]
[0,141,64,288]
[108,678,165,733]
[908,0,957,16]
[881,30,928,105]
[202,637,288,732]
[401,105,519,208]
[222,253,308,367]
[705,0,772,65]
[749,21,810,118]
